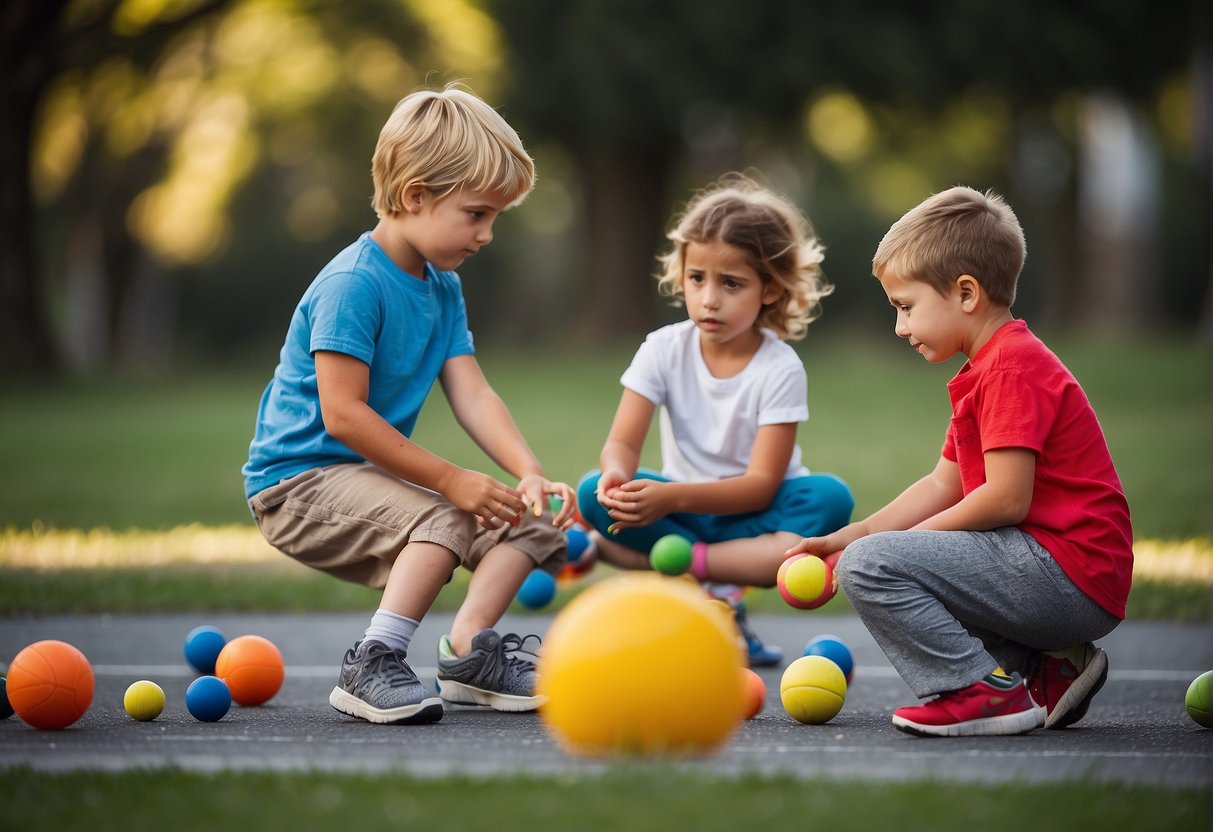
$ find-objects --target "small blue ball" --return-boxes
[184,625,227,674]
[516,569,557,609]
[804,634,854,683]
[186,675,231,722]
[565,528,590,563]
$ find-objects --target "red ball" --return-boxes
[215,634,284,706]
[777,554,837,610]
[7,640,94,729]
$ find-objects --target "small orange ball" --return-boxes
[215,634,284,706]
[7,640,94,730]
[740,668,766,720]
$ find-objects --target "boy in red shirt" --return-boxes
[788,186,1132,737]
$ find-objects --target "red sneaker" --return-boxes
[892,679,1045,737]
[1027,644,1108,729]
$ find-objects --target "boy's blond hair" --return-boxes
[371,84,534,218]
[873,186,1025,306]
[656,175,832,341]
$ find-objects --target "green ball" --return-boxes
[650,534,693,576]
[1185,670,1212,729]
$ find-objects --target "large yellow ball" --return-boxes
[538,574,744,757]
[780,655,846,724]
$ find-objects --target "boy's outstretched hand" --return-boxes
[518,475,578,530]
[786,520,869,561]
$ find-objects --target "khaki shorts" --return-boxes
[249,463,567,589]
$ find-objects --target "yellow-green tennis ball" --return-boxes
[780,655,846,725]
[124,680,165,722]
[1185,670,1212,728]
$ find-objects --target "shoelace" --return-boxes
[357,642,417,688]
[472,633,542,687]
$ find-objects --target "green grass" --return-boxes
[0,768,1206,832]
[0,333,1207,537]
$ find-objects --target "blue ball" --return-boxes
[516,569,557,609]
[186,675,231,722]
[565,528,590,563]
[803,635,854,683]
[184,625,227,674]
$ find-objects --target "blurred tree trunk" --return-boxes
[0,0,69,375]
[574,144,673,340]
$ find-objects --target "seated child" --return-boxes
[577,174,855,666]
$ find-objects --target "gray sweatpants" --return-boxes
[837,527,1119,698]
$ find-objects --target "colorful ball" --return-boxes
[566,527,591,563]
[214,634,284,707]
[777,554,836,610]
[1185,670,1212,729]
[516,568,558,609]
[186,675,231,721]
[184,625,227,674]
[649,534,693,576]
[741,667,766,720]
[803,634,854,683]
[0,677,13,720]
[6,640,94,730]
[780,655,847,725]
[538,573,744,756]
[124,680,166,721]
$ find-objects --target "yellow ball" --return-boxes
[123,680,165,722]
[784,556,827,600]
[538,573,744,757]
[780,655,846,724]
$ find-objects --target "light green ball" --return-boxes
[1185,670,1212,729]
[650,535,693,576]
[124,680,165,722]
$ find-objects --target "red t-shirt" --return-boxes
[942,320,1133,618]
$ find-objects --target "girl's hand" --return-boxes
[596,468,629,505]
[602,478,670,533]
[444,468,526,530]
[518,475,579,530]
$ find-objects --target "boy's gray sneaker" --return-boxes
[436,629,545,712]
[329,639,444,725]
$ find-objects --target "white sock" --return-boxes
[363,609,420,654]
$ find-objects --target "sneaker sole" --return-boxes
[436,679,546,712]
[1046,648,1108,729]
[328,687,444,725]
[892,704,1045,737]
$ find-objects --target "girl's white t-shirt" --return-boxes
[620,320,811,483]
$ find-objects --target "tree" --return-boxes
[489,0,1199,340]
[1,0,234,374]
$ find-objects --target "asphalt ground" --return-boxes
[1,610,1209,786]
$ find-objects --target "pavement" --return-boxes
[0,610,1209,786]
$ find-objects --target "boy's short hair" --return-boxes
[656,174,832,341]
[371,84,534,218]
[872,186,1025,306]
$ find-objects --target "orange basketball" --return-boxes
[215,634,284,706]
[7,640,94,729]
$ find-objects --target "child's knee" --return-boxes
[820,474,856,528]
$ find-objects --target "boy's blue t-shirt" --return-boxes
[242,232,475,499]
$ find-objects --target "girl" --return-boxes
[576,175,854,666]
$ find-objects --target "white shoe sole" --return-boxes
[892,704,1045,737]
[1046,647,1108,729]
[329,687,444,724]
[436,679,546,712]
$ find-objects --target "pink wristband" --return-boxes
[691,541,710,580]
